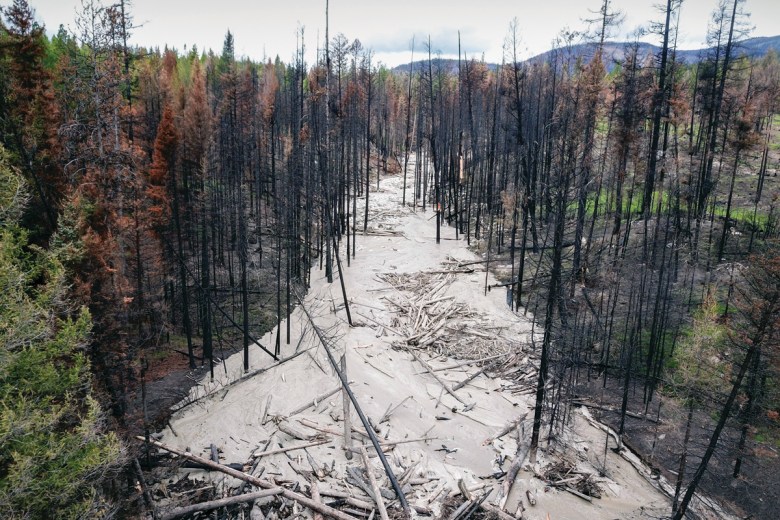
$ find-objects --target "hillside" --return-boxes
[526,34,780,67]
[391,34,780,73]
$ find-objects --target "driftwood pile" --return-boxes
[139,296,452,520]
[139,358,599,518]
[138,255,604,519]
[361,205,410,237]
[539,459,603,502]
[140,432,454,520]
[377,270,518,361]
[377,263,542,401]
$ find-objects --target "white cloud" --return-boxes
[26,0,780,67]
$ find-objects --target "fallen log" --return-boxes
[350,436,437,450]
[397,461,420,485]
[549,476,580,487]
[325,488,434,516]
[133,457,157,519]
[309,477,325,520]
[564,486,593,502]
[354,311,403,337]
[447,482,490,498]
[296,293,410,516]
[452,359,502,392]
[178,461,244,471]
[572,399,660,423]
[289,386,343,417]
[139,454,245,472]
[342,355,354,461]
[298,418,370,440]
[306,450,326,480]
[346,466,376,504]
[160,488,283,520]
[427,353,511,373]
[251,439,331,459]
[498,442,531,511]
[448,488,493,520]
[406,347,467,405]
[379,396,413,423]
[325,498,369,511]
[261,395,273,425]
[482,413,528,446]
[136,436,360,520]
[279,420,322,441]
[319,489,373,503]
[360,447,389,520]
[246,436,274,481]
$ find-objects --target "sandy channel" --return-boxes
[159,157,694,520]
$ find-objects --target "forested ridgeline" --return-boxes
[1,0,779,518]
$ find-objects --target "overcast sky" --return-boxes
[19,0,780,67]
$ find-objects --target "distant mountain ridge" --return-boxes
[391,35,780,74]
[526,34,780,68]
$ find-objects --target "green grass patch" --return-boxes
[576,188,670,219]
[712,205,771,232]
[595,117,610,137]
[574,186,772,233]
[753,425,780,449]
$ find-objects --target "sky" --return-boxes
[17,0,780,67]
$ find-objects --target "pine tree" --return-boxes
[0,0,63,235]
[0,144,120,518]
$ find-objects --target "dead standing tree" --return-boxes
[673,251,780,519]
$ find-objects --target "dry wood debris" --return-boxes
[377,269,521,361]
[143,189,668,520]
[540,459,603,500]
